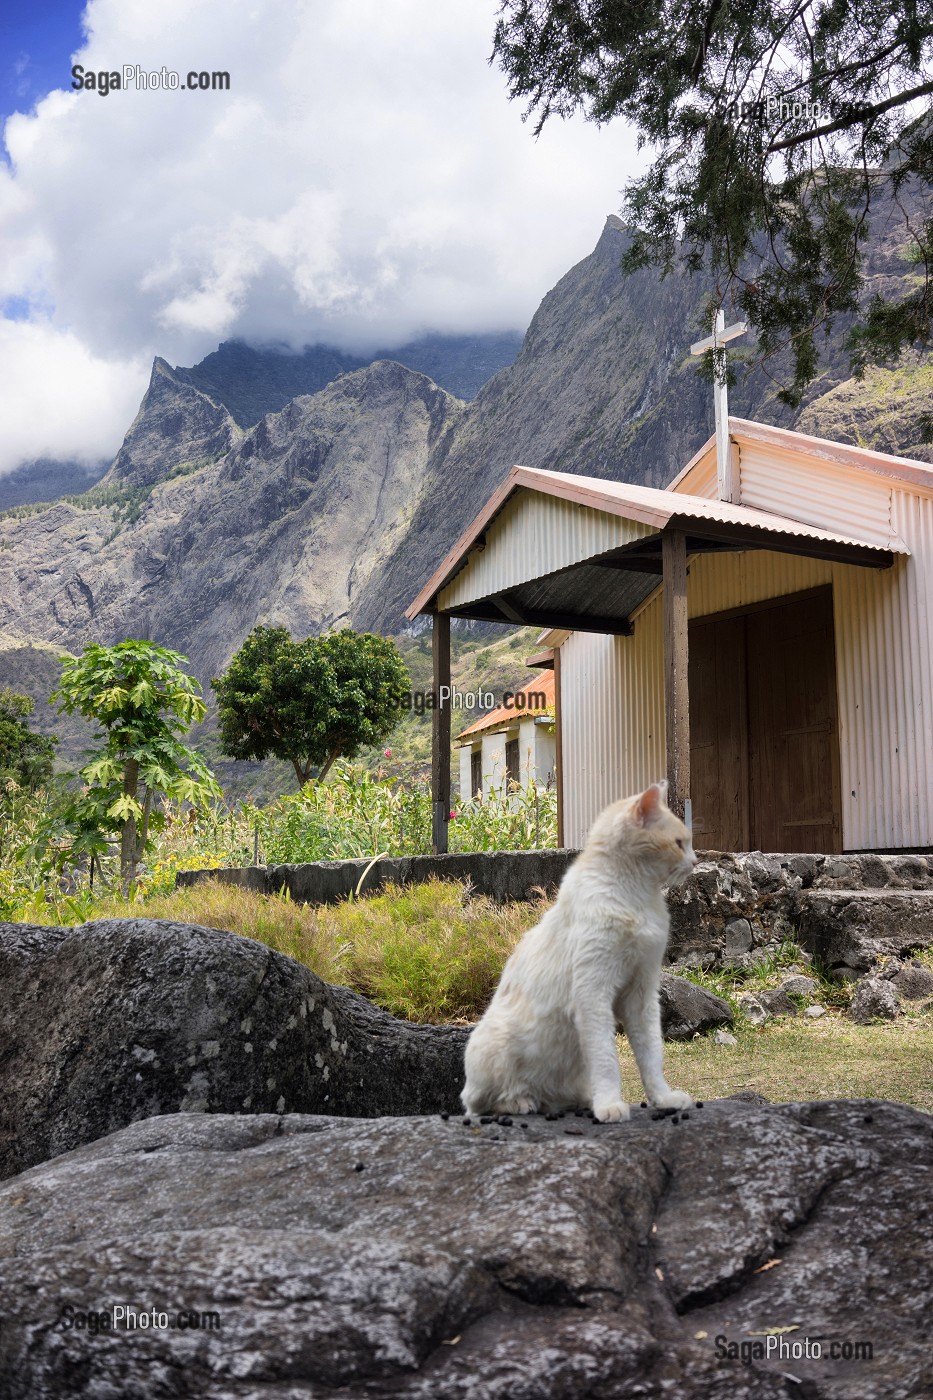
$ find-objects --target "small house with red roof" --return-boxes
[455,670,557,799]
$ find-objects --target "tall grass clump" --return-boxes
[83,875,542,1023]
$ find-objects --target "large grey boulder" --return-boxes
[658,974,733,1040]
[0,1100,929,1398]
[0,919,468,1182]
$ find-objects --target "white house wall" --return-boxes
[438,491,657,611]
[482,732,508,791]
[458,746,472,801]
[532,723,557,787]
[561,497,933,850]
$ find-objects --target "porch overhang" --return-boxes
[410,463,907,850]
[406,465,903,634]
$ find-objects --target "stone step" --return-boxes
[797,889,933,973]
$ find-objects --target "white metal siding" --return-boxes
[560,507,933,850]
[737,443,901,550]
[439,491,656,610]
[560,612,665,847]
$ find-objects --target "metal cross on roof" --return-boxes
[690,309,747,503]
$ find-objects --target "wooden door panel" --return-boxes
[689,615,748,850]
[746,590,842,854]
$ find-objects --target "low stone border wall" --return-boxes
[177,849,578,906]
[178,848,933,979]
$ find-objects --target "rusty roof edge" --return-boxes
[729,417,933,495]
[404,465,672,618]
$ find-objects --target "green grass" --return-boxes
[635,1011,933,1114]
[85,876,538,1023]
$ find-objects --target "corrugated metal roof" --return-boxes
[407,462,906,619]
[456,670,555,741]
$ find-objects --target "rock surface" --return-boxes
[0,918,468,1182]
[889,961,933,1000]
[658,974,732,1041]
[0,1100,929,1398]
[849,976,901,1024]
[667,851,933,977]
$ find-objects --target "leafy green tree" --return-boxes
[0,688,56,794]
[52,640,221,890]
[212,626,410,787]
[492,0,933,404]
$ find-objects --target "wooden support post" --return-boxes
[662,530,691,823]
[553,646,565,848]
[431,611,451,854]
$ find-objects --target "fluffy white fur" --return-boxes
[462,782,696,1123]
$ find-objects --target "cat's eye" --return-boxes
[676,838,687,850]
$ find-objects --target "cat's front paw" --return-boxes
[651,1088,693,1110]
[592,1099,631,1123]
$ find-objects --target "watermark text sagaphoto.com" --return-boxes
[715,1333,873,1365]
[71,65,230,95]
[59,1303,221,1334]
[393,685,547,715]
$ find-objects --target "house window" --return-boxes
[471,748,482,798]
[505,737,520,787]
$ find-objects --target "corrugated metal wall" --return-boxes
[560,486,933,850]
[439,492,656,610]
[738,442,901,550]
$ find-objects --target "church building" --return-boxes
[408,403,933,856]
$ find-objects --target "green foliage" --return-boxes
[0,480,154,528]
[0,688,56,793]
[51,640,220,889]
[212,626,411,786]
[492,0,933,409]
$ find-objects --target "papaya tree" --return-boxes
[52,640,220,891]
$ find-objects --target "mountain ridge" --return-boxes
[1,214,930,736]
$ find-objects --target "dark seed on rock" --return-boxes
[574,1109,584,1117]
[479,1116,493,1125]
[353,1162,365,1172]
[651,1112,664,1122]
[520,1122,529,1129]
[545,1112,558,1121]
[681,1112,690,1120]
[696,1101,704,1108]
[462,1117,471,1126]
[864,1113,874,1123]
[439,1112,449,1121]
[498,1116,513,1127]
[671,1115,680,1124]
[640,1101,647,1108]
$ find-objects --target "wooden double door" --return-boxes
[688,587,842,853]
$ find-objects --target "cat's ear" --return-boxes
[634,782,667,826]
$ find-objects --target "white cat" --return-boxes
[462,782,696,1123]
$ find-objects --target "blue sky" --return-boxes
[0,0,643,475]
[0,0,85,124]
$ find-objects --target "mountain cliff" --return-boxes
[0,360,462,682]
[0,214,929,711]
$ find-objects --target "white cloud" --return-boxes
[0,0,644,474]
[0,318,146,470]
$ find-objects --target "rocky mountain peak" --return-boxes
[102,356,241,489]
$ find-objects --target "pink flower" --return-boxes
[449,810,457,820]
[384,748,392,758]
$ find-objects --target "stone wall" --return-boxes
[668,851,933,977]
[177,849,578,906]
[179,848,933,980]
